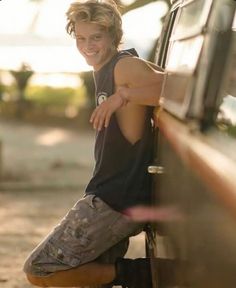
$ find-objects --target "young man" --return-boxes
[23,1,172,287]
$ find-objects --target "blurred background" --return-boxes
[0,0,168,127]
[0,0,169,287]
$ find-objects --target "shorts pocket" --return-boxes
[46,239,82,267]
[43,198,96,267]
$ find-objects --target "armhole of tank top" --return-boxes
[112,54,136,91]
[113,54,153,147]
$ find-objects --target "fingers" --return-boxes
[90,106,112,131]
[104,111,112,128]
[90,107,105,131]
[90,94,124,131]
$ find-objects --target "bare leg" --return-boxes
[26,262,116,287]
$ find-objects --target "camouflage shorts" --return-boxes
[23,195,143,277]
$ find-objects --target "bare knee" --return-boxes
[26,273,48,287]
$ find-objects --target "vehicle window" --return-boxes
[165,0,213,73]
[166,36,203,73]
[155,8,178,68]
[162,0,235,121]
[161,0,208,118]
[172,0,212,39]
[216,32,236,138]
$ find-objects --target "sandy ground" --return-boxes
[0,120,145,288]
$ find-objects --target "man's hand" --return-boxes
[90,91,127,131]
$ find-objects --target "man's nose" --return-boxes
[85,39,94,50]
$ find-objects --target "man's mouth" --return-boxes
[84,51,97,57]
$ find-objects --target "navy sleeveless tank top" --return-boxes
[85,49,154,211]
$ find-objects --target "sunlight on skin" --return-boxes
[36,129,70,146]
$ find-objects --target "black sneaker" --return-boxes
[113,258,152,288]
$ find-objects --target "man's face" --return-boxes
[75,21,116,71]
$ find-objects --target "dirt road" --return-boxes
[0,120,145,288]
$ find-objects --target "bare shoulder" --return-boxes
[114,56,162,87]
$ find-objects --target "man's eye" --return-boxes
[93,35,102,41]
[76,36,85,41]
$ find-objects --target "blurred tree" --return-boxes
[10,63,34,118]
[79,71,96,127]
[0,75,4,101]
[79,71,95,110]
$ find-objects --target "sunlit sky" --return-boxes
[0,0,167,86]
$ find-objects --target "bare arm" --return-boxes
[114,56,165,106]
[90,56,165,131]
[116,82,163,107]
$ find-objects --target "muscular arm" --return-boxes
[114,57,165,106]
[90,56,165,131]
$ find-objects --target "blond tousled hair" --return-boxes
[66,0,123,48]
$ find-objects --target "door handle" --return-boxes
[148,165,165,174]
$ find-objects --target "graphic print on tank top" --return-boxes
[97,92,108,105]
